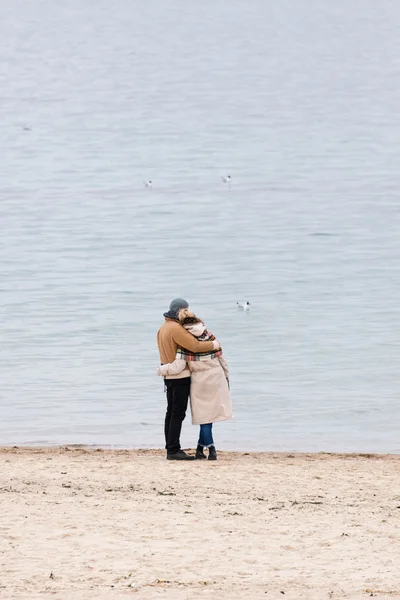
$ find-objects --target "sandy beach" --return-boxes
[1,447,399,600]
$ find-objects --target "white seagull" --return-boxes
[143,180,153,188]
[237,301,251,311]
[221,175,231,185]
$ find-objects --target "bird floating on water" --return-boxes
[237,301,251,311]
[143,180,152,188]
[23,125,32,131]
[221,175,231,185]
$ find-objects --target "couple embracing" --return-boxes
[157,298,232,461]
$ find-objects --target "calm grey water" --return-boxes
[1,0,399,452]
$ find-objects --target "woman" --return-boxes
[157,309,232,460]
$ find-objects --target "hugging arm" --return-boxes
[157,359,187,377]
[172,327,219,353]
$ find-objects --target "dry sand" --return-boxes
[0,447,399,600]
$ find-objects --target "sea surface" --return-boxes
[1,0,399,452]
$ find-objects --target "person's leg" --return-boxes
[200,423,214,448]
[202,424,217,461]
[198,426,205,447]
[166,378,190,455]
[164,383,174,449]
[196,426,207,459]
[209,423,214,447]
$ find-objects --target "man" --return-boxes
[157,298,220,460]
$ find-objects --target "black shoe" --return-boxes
[208,446,217,461]
[196,444,207,460]
[167,450,196,461]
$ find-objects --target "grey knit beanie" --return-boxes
[169,298,189,314]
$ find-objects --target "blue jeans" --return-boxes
[198,423,214,448]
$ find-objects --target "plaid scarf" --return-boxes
[176,326,223,361]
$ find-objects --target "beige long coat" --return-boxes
[157,324,232,425]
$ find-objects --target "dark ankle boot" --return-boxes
[196,444,207,460]
[208,445,217,461]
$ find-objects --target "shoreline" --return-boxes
[1,445,399,458]
[2,447,399,599]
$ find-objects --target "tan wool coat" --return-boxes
[157,318,216,380]
[157,323,232,425]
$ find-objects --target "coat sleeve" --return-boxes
[218,355,229,379]
[158,359,187,376]
[172,325,215,353]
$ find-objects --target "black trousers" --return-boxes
[164,377,191,454]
